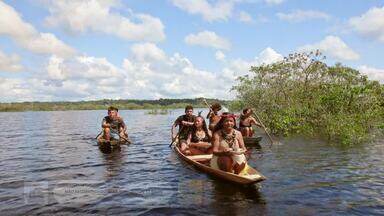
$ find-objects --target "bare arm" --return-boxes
[119,117,127,132]
[186,132,192,145]
[181,120,194,126]
[250,117,262,127]
[212,132,220,154]
[102,118,110,128]
[192,142,211,148]
[171,123,178,139]
[232,131,247,154]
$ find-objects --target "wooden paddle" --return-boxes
[120,135,132,145]
[203,98,213,113]
[169,131,180,147]
[95,131,102,139]
[252,112,274,147]
[96,130,131,145]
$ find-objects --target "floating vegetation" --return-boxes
[145,109,169,115]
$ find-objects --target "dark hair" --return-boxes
[108,106,118,112]
[211,103,222,111]
[242,108,252,115]
[240,108,252,120]
[191,116,211,141]
[185,105,193,112]
[213,112,237,132]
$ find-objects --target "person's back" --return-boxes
[206,103,222,131]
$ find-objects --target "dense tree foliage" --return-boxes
[231,51,384,145]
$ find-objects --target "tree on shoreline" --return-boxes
[231,51,384,145]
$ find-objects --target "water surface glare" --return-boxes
[0,110,383,215]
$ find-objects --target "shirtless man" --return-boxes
[206,102,222,131]
[101,106,128,141]
[239,108,262,138]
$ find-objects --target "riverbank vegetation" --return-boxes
[0,98,226,112]
[145,109,169,115]
[231,51,384,145]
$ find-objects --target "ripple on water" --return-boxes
[0,110,383,215]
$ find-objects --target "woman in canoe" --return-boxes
[184,116,212,155]
[239,108,262,138]
[210,113,248,174]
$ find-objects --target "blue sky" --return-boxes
[0,0,383,102]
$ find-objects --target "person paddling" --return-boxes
[171,105,196,152]
[206,102,222,131]
[239,108,262,138]
[101,106,128,142]
[210,113,248,174]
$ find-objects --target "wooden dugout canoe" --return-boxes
[173,145,266,185]
[96,134,128,145]
[96,133,129,153]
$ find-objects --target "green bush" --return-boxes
[232,51,384,145]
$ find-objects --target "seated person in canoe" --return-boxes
[211,113,247,174]
[239,108,262,138]
[206,102,222,131]
[171,105,196,152]
[100,106,128,142]
[184,116,212,155]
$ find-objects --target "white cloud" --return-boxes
[0,44,228,101]
[358,65,384,83]
[258,47,284,64]
[0,49,23,72]
[0,78,33,102]
[45,55,123,82]
[215,51,226,61]
[121,45,227,99]
[221,47,283,79]
[349,6,384,42]
[185,31,231,50]
[238,11,253,23]
[0,44,284,102]
[265,0,285,5]
[32,54,128,101]
[171,0,236,22]
[44,0,165,42]
[0,1,75,57]
[277,10,330,22]
[130,43,166,62]
[298,36,359,61]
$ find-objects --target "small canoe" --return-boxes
[244,136,262,146]
[96,134,129,153]
[173,145,266,185]
[96,134,128,145]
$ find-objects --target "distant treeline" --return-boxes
[0,98,227,112]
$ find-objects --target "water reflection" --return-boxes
[210,182,267,215]
[99,146,125,180]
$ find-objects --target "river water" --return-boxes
[0,110,383,215]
